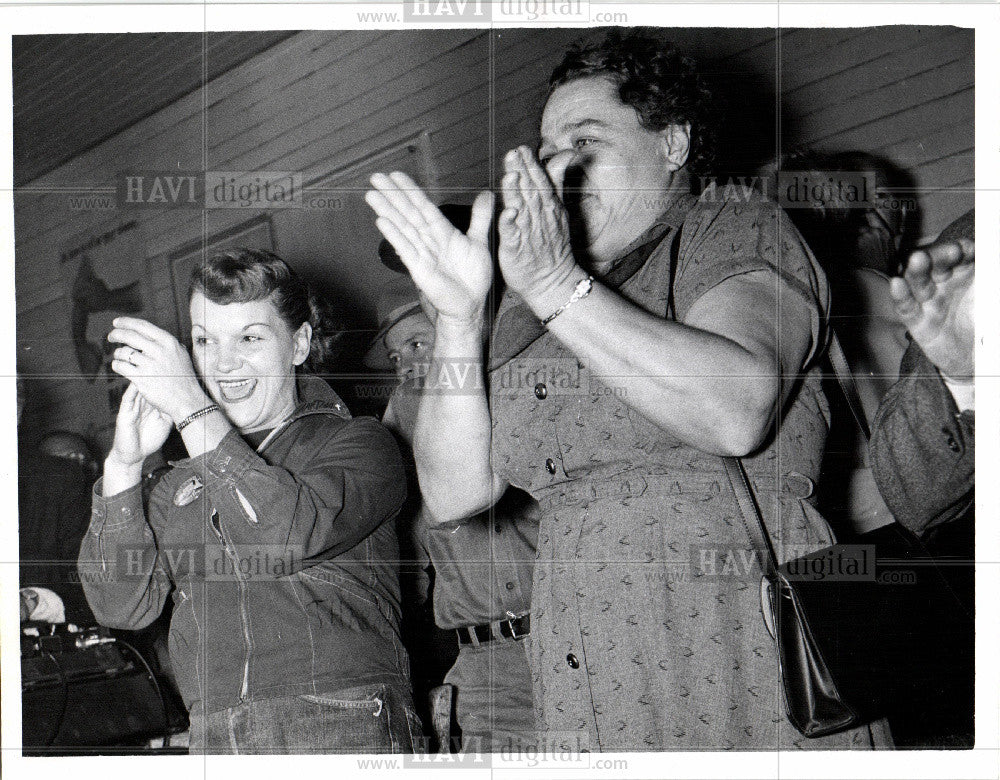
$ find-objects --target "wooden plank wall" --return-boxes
[12,32,297,185]
[14,26,974,447]
[779,26,974,232]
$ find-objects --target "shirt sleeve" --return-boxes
[870,341,975,536]
[77,479,173,630]
[673,195,829,365]
[197,417,407,565]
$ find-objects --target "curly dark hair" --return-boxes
[549,29,718,176]
[189,248,340,373]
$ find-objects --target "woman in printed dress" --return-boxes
[367,30,888,750]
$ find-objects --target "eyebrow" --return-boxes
[540,118,615,150]
[547,118,614,137]
[565,118,613,131]
[190,322,274,331]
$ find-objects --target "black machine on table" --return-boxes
[21,622,188,755]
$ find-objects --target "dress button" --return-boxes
[534,382,548,400]
[545,458,557,474]
[505,581,516,591]
[947,436,960,452]
[566,653,580,669]
[494,523,502,534]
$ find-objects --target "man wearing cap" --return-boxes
[367,217,540,752]
[365,275,453,744]
[365,285,437,442]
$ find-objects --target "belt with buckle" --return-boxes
[456,614,530,646]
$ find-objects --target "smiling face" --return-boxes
[384,312,435,383]
[539,76,690,269]
[190,291,311,433]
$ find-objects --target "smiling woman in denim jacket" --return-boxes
[78,249,420,754]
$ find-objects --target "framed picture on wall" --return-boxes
[286,133,437,415]
[305,130,437,198]
[167,215,274,341]
[294,131,439,320]
[296,132,439,304]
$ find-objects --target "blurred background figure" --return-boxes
[870,210,975,747]
[38,430,100,486]
[365,279,437,442]
[365,271,457,749]
[777,149,916,277]
[17,375,95,625]
[368,206,539,753]
[769,149,914,535]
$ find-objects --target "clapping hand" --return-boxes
[890,238,974,380]
[498,146,578,307]
[108,384,173,470]
[108,317,209,423]
[366,173,494,326]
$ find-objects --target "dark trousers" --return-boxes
[444,637,536,752]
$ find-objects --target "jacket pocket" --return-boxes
[294,683,400,752]
[298,683,386,712]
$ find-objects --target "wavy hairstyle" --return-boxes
[549,29,719,177]
[189,248,339,373]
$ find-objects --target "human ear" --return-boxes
[660,123,692,171]
[292,322,313,367]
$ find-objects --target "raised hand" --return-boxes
[366,173,494,325]
[108,317,210,423]
[498,146,579,309]
[890,238,974,380]
[108,384,173,469]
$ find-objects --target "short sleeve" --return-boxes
[672,192,830,364]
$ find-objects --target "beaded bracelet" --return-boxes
[176,404,221,432]
[540,275,594,327]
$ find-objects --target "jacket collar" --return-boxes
[287,373,351,422]
[251,374,351,452]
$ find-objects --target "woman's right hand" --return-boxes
[107,384,172,473]
[366,173,494,326]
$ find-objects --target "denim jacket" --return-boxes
[78,376,410,714]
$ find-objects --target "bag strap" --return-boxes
[665,224,683,321]
[722,456,780,581]
[723,333,869,576]
[827,331,871,442]
[659,210,781,576]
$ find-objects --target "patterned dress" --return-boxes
[487,188,886,750]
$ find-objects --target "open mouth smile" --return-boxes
[217,378,257,402]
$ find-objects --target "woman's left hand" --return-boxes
[498,146,580,309]
[108,317,210,423]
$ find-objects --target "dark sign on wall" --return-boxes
[59,220,149,443]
